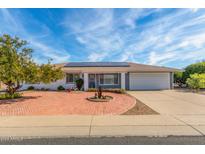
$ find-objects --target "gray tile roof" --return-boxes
[56,61,181,72]
[64,62,130,67]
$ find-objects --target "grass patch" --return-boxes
[0,93,22,100]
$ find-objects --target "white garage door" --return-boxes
[129,73,170,90]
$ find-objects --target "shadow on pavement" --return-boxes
[0,96,41,105]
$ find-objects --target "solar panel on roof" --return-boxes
[64,62,129,67]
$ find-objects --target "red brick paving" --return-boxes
[0,91,136,116]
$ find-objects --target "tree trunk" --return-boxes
[5,81,21,95]
[97,86,102,98]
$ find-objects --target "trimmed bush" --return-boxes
[75,78,84,90]
[87,88,126,94]
[27,86,35,90]
[57,85,65,91]
[0,93,22,100]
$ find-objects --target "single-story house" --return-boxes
[22,62,180,91]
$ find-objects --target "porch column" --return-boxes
[170,72,174,89]
[83,73,88,91]
[121,73,126,89]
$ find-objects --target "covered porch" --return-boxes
[83,72,126,91]
[65,72,126,91]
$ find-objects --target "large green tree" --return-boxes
[182,62,205,83]
[0,34,64,95]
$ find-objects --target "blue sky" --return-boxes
[0,8,205,68]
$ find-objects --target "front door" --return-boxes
[89,74,96,88]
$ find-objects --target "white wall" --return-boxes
[121,73,126,89]
[20,77,76,90]
[129,73,170,90]
[83,73,88,91]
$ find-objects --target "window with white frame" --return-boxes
[99,74,119,85]
[66,74,80,83]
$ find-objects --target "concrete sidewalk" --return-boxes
[0,115,205,138]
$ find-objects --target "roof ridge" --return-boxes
[64,62,129,67]
[128,62,181,70]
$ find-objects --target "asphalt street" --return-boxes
[1,136,205,145]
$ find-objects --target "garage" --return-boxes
[129,73,171,90]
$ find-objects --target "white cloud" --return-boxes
[148,51,176,65]
[63,9,126,61]
[120,9,159,29]
[0,9,19,28]
[88,52,107,61]
[185,33,205,48]
[119,51,136,62]
[178,41,189,48]
[63,9,159,62]
[65,9,114,34]
[0,8,70,64]
[2,8,205,67]
[126,9,205,66]
[123,9,142,29]
[190,8,199,13]
[31,41,70,63]
[63,8,205,65]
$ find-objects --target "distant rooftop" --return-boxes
[64,62,130,67]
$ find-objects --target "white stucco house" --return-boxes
[22,62,180,91]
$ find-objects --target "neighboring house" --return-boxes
[21,62,180,91]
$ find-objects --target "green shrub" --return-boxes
[0,93,22,100]
[186,73,205,90]
[38,88,49,91]
[75,78,84,90]
[87,88,126,94]
[27,86,35,90]
[57,85,65,91]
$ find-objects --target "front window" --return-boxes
[99,74,119,85]
[66,74,80,83]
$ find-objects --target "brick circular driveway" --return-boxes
[0,91,136,116]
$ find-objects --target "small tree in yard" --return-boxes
[97,86,103,98]
[186,73,205,91]
[0,34,64,97]
[174,72,184,87]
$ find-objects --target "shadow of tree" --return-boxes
[0,95,41,105]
